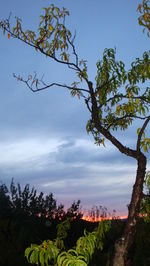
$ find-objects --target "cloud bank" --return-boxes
[0,135,140,215]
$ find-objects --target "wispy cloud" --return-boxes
[0,135,142,215]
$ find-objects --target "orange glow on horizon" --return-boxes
[81,215,127,223]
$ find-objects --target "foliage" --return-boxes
[0,180,83,266]
[0,4,88,91]
[55,218,71,249]
[25,220,110,266]
[1,180,150,265]
[25,241,59,266]
[65,200,82,220]
[140,171,150,221]
[130,219,150,265]
[9,178,65,219]
[1,5,71,59]
[0,3,150,150]
[0,182,11,216]
[1,1,150,265]
[87,48,150,149]
[0,179,82,221]
[84,205,119,222]
[138,0,150,36]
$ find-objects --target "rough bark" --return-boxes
[112,153,147,266]
[87,82,148,266]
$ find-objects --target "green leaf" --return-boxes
[25,247,32,261]
[39,249,45,266]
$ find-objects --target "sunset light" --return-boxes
[0,0,150,265]
[82,214,127,223]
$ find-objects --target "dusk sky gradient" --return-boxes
[0,0,150,216]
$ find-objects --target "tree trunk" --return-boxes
[88,81,148,265]
[112,153,147,266]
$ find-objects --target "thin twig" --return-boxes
[13,73,89,94]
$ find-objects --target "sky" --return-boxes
[0,0,150,216]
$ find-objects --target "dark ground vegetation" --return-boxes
[0,180,150,266]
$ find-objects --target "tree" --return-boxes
[0,182,12,217]
[9,178,60,219]
[0,179,82,221]
[140,171,150,221]
[25,219,111,266]
[0,1,150,265]
[0,180,83,266]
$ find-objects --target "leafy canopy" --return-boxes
[0,3,150,151]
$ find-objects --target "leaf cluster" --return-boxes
[137,128,150,153]
[0,2,150,150]
[85,48,150,148]
[140,171,150,221]
[25,220,111,266]
[138,0,150,36]
[0,5,72,62]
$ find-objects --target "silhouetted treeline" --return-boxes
[0,180,150,266]
[0,179,82,266]
[0,179,82,220]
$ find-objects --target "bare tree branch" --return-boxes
[66,31,79,67]
[85,97,92,113]
[13,73,89,95]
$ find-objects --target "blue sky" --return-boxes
[0,0,150,216]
